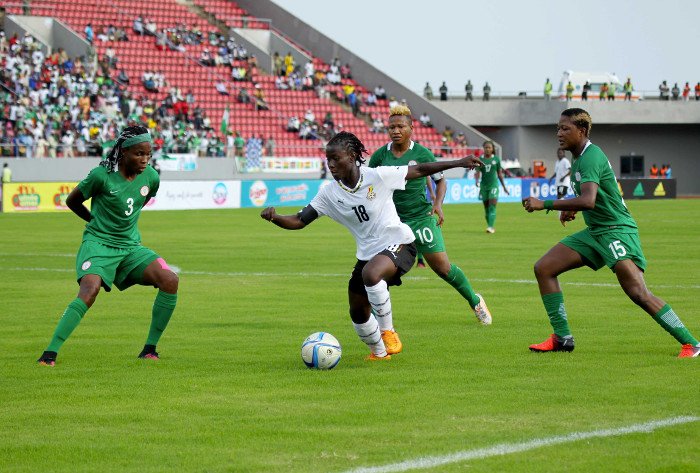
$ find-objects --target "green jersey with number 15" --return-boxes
[570,142,637,235]
[77,165,160,247]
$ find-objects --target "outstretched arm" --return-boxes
[260,206,309,230]
[523,181,598,213]
[66,187,91,223]
[406,156,481,180]
[498,169,510,195]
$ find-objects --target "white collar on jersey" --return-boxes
[577,140,592,158]
[386,140,415,151]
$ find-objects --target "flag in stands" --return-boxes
[221,106,229,136]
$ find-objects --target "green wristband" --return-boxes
[544,200,554,210]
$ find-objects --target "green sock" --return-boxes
[440,264,480,308]
[46,298,89,352]
[487,205,497,227]
[651,304,699,345]
[146,291,178,346]
[542,292,571,337]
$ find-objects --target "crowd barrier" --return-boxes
[0,178,676,213]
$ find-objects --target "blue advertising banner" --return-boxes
[241,179,326,208]
[522,178,574,199]
[443,178,523,204]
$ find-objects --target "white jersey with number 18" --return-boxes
[310,166,415,261]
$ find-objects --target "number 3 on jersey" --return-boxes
[125,197,134,216]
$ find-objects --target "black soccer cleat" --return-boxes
[529,334,575,352]
[37,351,58,366]
[138,344,160,360]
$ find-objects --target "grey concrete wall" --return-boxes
[234,0,495,154]
[436,99,700,127]
[0,157,322,182]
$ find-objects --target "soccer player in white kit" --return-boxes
[549,148,571,199]
[261,132,481,361]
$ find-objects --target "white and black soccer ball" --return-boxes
[301,332,342,370]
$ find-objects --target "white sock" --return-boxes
[353,315,387,357]
[365,280,393,332]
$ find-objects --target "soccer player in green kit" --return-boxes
[368,106,492,356]
[475,140,509,233]
[523,108,700,358]
[37,125,179,366]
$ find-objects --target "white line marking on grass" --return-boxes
[3,266,699,290]
[339,416,699,473]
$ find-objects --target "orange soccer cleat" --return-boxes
[529,334,575,352]
[678,344,700,358]
[365,353,392,361]
[381,330,403,355]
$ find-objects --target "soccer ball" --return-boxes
[301,332,342,370]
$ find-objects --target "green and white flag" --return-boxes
[220,106,229,135]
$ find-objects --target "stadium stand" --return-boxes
[1,0,479,158]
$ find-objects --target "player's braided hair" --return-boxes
[100,125,151,172]
[561,108,592,135]
[326,131,368,164]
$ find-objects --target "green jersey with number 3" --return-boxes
[570,142,637,234]
[478,155,502,189]
[78,165,160,247]
[368,141,436,221]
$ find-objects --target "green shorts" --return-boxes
[479,186,499,201]
[560,228,647,272]
[76,240,160,291]
[403,215,446,255]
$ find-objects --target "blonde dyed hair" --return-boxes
[389,105,412,118]
[561,108,592,135]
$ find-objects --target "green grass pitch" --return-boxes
[1,200,698,472]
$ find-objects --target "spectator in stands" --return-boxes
[483,82,491,101]
[465,80,473,101]
[649,163,659,178]
[215,81,229,95]
[84,23,94,44]
[340,63,352,79]
[388,96,399,109]
[370,115,385,134]
[275,75,289,90]
[304,60,314,78]
[419,112,432,128]
[273,52,283,76]
[671,83,680,100]
[234,131,245,158]
[61,131,75,158]
[664,164,672,178]
[231,66,247,81]
[659,80,670,100]
[454,132,468,148]
[439,82,448,101]
[199,49,215,67]
[374,85,387,100]
[298,121,313,140]
[304,109,316,124]
[323,112,335,129]
[264,136,275,157]
[284,52,294,76]
[566,81,574,101]
[424,82,434,100]
[695,82,700,101]
[133,17,144,36]
[624,78,633,101]
[581,81,591,101]
[253,84,269,111]
[544,78,552,100]
[142,71,157,92]
[286,116,300,132]
[117,68,129,84]
[365,91,377,106]
[599,83,608,101]
[682,82,691,101]
[237,87,251,105]
[145,19,157,37]
[607,81,616,101]
[660,164,668,178]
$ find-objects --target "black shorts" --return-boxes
[348,242,417,295]
[557,185,569,198]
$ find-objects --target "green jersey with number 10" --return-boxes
[368,141,436,221]
[77,165,160,247]
[570,142,637,235]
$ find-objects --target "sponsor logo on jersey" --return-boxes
[366,185,376,200]
[408,160,417,166]
[140,186,149,196]
[81,261,92,270]
[109,189,119,194]
[575,172,581,181]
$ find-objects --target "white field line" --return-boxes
[339,416,699,473]
[3,265,700,290]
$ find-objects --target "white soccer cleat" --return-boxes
[486,227,495,234]
[473,293,492,325]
